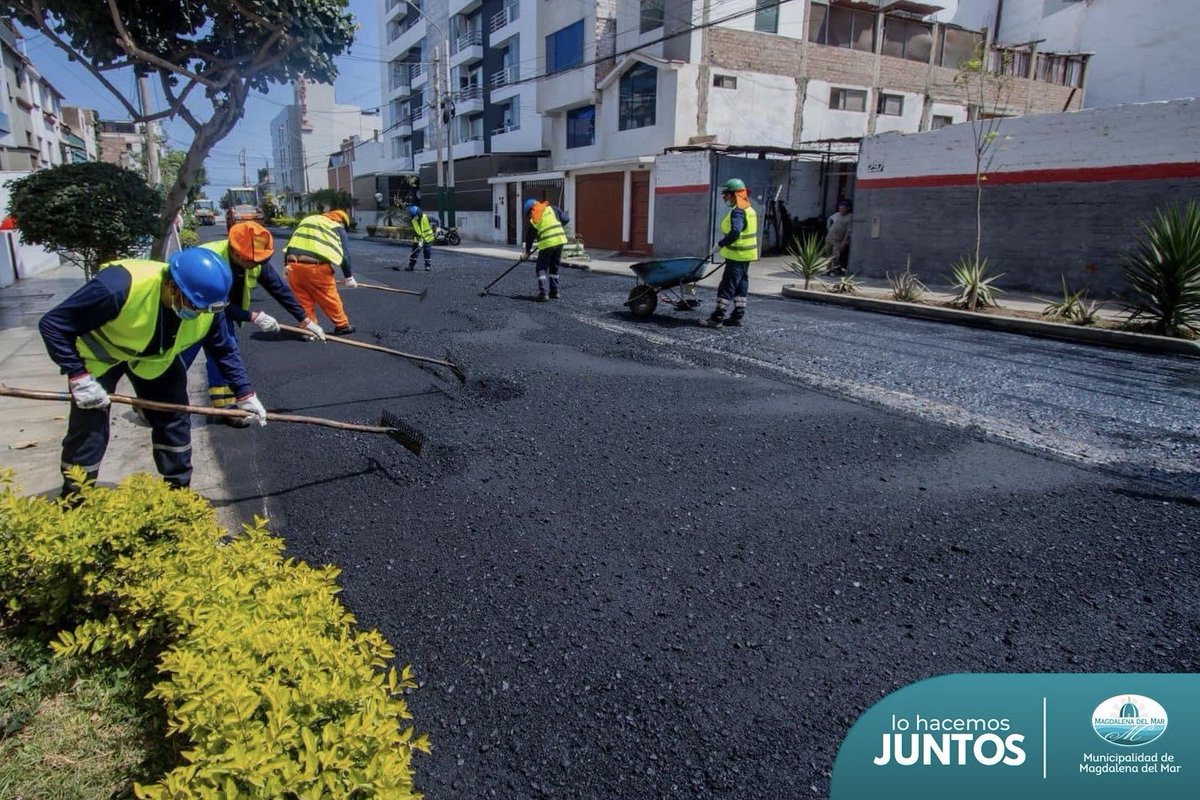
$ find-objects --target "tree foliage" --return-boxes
[308,188,353,212]
[955,45,1014,264]
[3,1,357,257]
[6,162,160,278]
[159,149,207,207]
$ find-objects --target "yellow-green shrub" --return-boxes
[0,470,428,799]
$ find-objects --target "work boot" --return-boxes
[424,262,432,272]
[698,315,724,328]
[333,324,356,335]
[405,264,415,272]
[724,314,744,327]
[549,289,560,299]
[535,292,549,302]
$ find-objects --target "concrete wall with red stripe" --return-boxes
[850,98,1200,296]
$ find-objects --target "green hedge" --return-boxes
[0,469,427,798]
[270,216,300,229]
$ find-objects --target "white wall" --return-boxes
[655,150,709,188]
[857,98,1200,180]
[872,90,925,135]
[713,0,807,39]
[802,79,871,141]
[0,171,64,283]
[783,161,824,219]
[708,70,797,147]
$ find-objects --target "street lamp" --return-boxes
[403,0,456,227]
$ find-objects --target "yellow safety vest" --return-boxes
[285,214,345,266]
[412,213,434,244]
[719,204,759,262]
[533,205,568,249]
[201,239,259,311]
[80,260,214,380]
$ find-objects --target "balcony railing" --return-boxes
[456,29,482,53]
[490,3,519,33]
[490,64,519,88]
[457,84,483,102]
[409,62,425,81]
[492,122,519,136]
[411,106,425,122]
[391,70,411,91]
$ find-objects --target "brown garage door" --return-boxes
[630,170,651,255]
[575,172,625,251]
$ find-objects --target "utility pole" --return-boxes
[431,47,445,222]
[137,75,160,186]
[239,148,248,186]
[444,38,456,228]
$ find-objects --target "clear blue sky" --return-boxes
[19,0,383,196]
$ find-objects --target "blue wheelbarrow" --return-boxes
[624,254,723,318]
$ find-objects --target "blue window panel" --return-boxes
[566,105,595,149]
[546,20,584,74]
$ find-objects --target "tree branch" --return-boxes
[159,73,203,131]
[104,0,221,89]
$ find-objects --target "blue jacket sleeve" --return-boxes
[716,207,745,248]
[201,311,254,398]
[337,227,353,279]
[38,267,131,378]
[256,262,308,322]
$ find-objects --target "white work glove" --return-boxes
[235,393,268,427]
[302,318,327,341]
[343,276,358,289]
[68,373,110,409]
[250,310,280,333]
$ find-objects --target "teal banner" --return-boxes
[831,674,1199,799]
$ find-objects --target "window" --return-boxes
[883,18,933,63]
[830,87,867,112]
[713,74,738,89]
[810,3,876,52]
[877,93,904,116]
[754,0,779,34]
[546,20,584,74]
[939,27,982,69]
[640,0,664,34]
[567,105,595,148]
[619,63,658,131]
[495,101,520,134]
[930,115,953,129]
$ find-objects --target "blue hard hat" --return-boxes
[408,205,420,217]
[168,248,231,311]
[524,198,537,214]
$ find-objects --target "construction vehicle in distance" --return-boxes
[221,186,261,227]
[192,199,217,226]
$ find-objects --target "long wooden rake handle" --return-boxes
[0,385,418,450]
[355,280,428,300]
[277,323,466,383]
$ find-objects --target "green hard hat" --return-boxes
[722,178,746,192]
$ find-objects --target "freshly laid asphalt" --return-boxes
[188,234,1200,797]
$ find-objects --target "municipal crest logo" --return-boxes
[1091,694,1168,747]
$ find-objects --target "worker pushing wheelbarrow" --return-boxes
[624,251,723,319]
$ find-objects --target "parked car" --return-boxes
[192,201,217,226]
[226,204,263,227]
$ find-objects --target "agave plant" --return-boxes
[1040,276,1086,322]
[1121,202,1200,336]
[887,259,927,302]
[829,273,861,295]
[949,256,1004,311]
[785,233,833,290]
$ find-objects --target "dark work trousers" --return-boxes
[60,358,193,497]
[535,245,564,295]
[181,312,241,407]
[408,241,431,270]
[711,259,751,320]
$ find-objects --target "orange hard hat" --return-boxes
[228,221,274,264]
[324,209,350,226]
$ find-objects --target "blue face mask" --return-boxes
[174,305,200,320]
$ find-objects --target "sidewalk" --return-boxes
[0,264,223,500]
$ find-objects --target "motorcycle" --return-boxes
[432,221,461,246]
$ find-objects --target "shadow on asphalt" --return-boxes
[209,462,392,507]
[606,309,709,329]
[268,387,445,414]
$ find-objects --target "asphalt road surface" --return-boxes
[207,234,1199,799]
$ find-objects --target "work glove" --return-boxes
[302,318,327,341]
[68,373,110,409]
[235,393,268,427]
[343,276,358,289]
[250,310,280,334]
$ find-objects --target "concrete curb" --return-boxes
[780,284,1200,358]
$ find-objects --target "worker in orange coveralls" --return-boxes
[283,209,359,335]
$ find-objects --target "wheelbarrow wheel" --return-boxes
[628,285,658,317]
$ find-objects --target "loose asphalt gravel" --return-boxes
[208,235,1200,799]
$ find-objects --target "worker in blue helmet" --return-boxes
[38,249,268,500]
[400,204,435,272]
[523,196,570,301]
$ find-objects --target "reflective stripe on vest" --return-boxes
[535,205,568,249]
[720,204,759,262]
[201,239,260,311]
[79,260,215,380]
[285,214,345,266]
[412,214,434,243]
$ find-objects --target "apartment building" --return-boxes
[951,0,1198,110]
[0,20,71,173]
[379,0,544,235]
[98,120,148,173]
[271,79,379,214]
[60,105,98,163]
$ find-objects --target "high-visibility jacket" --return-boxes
[532,203,568,249]
[411,213,434,244]
[719,204,759,262]
[201,239,258,311]
[79,260,214,379]
[285,214,346,266]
